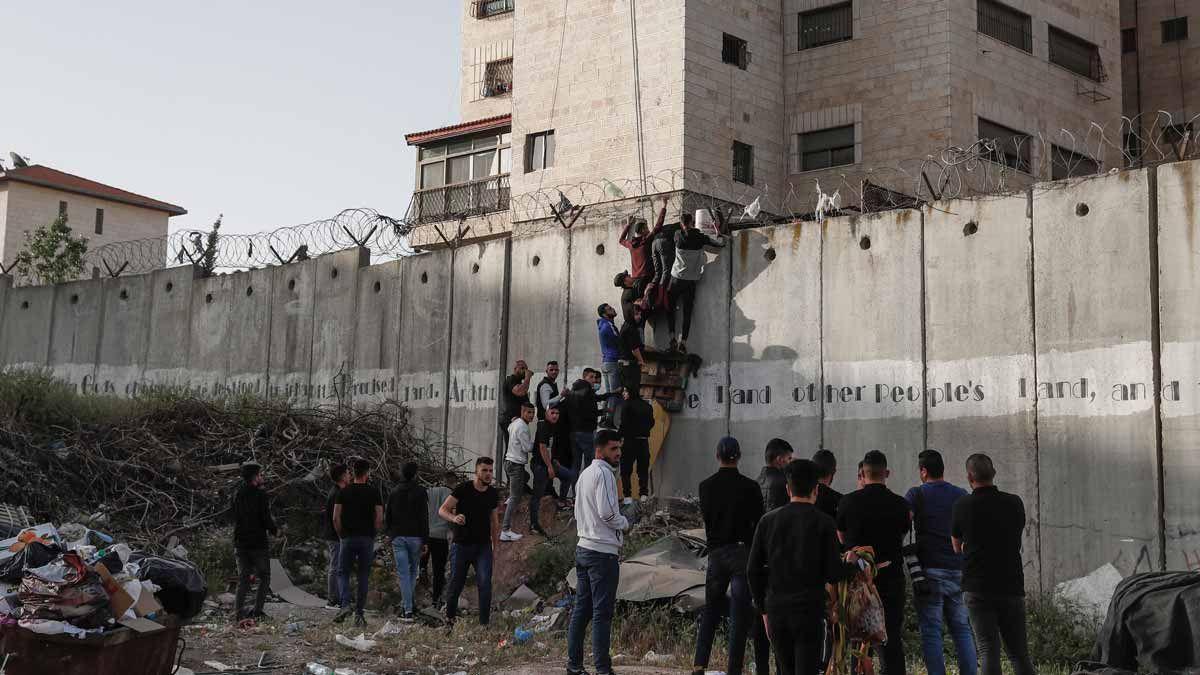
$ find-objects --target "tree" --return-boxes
[196,214,221,277]
[12,214,88,285]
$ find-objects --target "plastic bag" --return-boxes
[18,552,112,629]
[0,541,64,584]
[130,554,207,620]
[846,576,887,644]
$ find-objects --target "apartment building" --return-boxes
[404,0,1121,238]
[1121,0,1197,161]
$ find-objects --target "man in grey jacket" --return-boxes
[567,429,629,675]
[667,209,727,353]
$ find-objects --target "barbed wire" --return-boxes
[34,111,1198,284]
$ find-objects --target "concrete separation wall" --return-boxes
[5,160,1200,583]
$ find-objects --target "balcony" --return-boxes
[406,174,510,225]
[472,0,514,19]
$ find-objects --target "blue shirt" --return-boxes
[597,318,620,362]
[905,481,967,570]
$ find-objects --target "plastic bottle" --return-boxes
[305,663,333,675]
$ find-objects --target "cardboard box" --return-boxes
[94,563,135,618]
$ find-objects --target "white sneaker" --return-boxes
[622,498,633,506]
[639,495,650,503]
[499,530,523,542]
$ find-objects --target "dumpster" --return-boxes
[0,616,184,675]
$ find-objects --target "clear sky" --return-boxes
[4,1,460,237]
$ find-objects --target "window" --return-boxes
[94,208,104,235]
[800,2,853,50]
[979,118,1032,173]
[1122,28,1138,53]
[722,33,750,69]
[797,125,855,171]
[472,0,514,19]
[416,130,511,189]
[1163,17,1188,43]
[977,0,1032,53]
[732,141,754,185]
[525,130,555,172]
[483,58,513,97]
[58,201,68,217]
[1049,26,1103,80]
[1051,145,1099,180]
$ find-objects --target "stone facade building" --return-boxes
[0,164,186,275]
[1120,0,1197,161]
[405,0,1122,240]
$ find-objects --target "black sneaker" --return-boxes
[332,609,353,624]
[566,669,591,675]
[353,614,367,628]
[400,611,415,623]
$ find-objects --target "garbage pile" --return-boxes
[0,521,207,639]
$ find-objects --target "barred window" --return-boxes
[979,118,1031,173]
[472,0,514,19]
[482,58,513,98]
[800,3,853,50]
[797,125,855,171]
[1162,17,1188,43]
[722,33,750,69]
[1051,145,1099,180]
[977,0,1032,53]
[733,141,754,185]
[1049,26,1103,80]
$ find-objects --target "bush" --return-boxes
[525,534,578,598]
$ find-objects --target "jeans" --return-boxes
[749,614,775,675]
[446,542,494,625]
[530,463,573,530]
[876,571,907,675]
[548,460,578,507]
[568,547,621,674]
[234,547,270,617]
[694,545,753,675]
[391,536,423,613]
[965,592,1035,675]
[427,537,449,605]
[601,361,620,395]
[619,438,650,499]
[666,277,697,341]
[571,431,594,477]
[916,568,978,675]
[767,609,825,675]
[338,535,375,616]
[325,540,342,606]
[502,460,529,531]
[651,238,674,288]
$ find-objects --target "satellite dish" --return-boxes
[9,153,29,168]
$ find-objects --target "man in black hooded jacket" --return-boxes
[564,369,604,477]
[233,463,277,620]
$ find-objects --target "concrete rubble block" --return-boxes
[95,274,151,397]
[224,267,273,399]
[48,278,103,393]
[923,195,1041,590]
[396,250,452,445]
[1154,159,1200,572]
[309,248,370,408]
[185,273,232,397]
[1032,168,1159,585]
[821,209,924,492]
[729,221,822,480]
[268,258,318,405]
[350,259,402,408]
[447,239,508,466]
[143,266,201,389]
[0,283,55,370]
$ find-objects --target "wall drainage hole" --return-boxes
[20,301,29,310]
[70,294,79,305]
[859,236,872,250]
[532,255,541,267]
[119,289,129,300]
[373,281,382,293]
[205,293,214,304]
[764,248,777,261]
[165,282,174,293]
[287,279,296,291]
[1075,203,1090,217]
[420,272,428,284]
[963,221,979,236]
[595,244,605,255]
[246,286,254,297]
[471,263,480,274]
[331,268,339,279]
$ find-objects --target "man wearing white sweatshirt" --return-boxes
[566,428,629,675]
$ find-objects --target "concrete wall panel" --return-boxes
[225,269,274,398]
[729,222,823,481]
[566,225,630,382]
[310,249,370,407]
[397,251,452,442]
[48,279,102,393]
[268,260,317,403]
[0,284,54,369]
[351,260,402,407]
[95,275,150,396]
[821,210,925,494]
[143,266,200,389]
[0,277,9,350]
[447,240,508,465]
[186,274,232,397]
[508,231,570,399]
[1155,160,1200,572]
[924,196,1041,588]
[1033,170,1159,584]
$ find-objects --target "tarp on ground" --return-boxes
[567,530,707,609]
[1092,571,1200,673]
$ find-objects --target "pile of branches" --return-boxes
[0,370,460,549]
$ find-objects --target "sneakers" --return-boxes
[622,497,633,506]
[499,530,524,542]
[399,611,415,623]
[322,604,341,611]
[332,609,353,624]
[353,614,367,628]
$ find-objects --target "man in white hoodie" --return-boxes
[566,428,629,675]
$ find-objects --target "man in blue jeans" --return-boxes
[333,457,383,627]
[386,462,428,621]
[567,429,629,675]
[905,449,977,675]
[565,369,603,485]
[439,457,500,627]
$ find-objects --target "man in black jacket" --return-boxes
[618,304,647,397]
[565,369,604,478]
[386,462,428,621]
[692,437,765,675]
[322,463,349,610]
[748,459,861,675]
[757,438,793,511]
[617,388,654,504]
[233,463,277,620]
[813,449,844,519]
